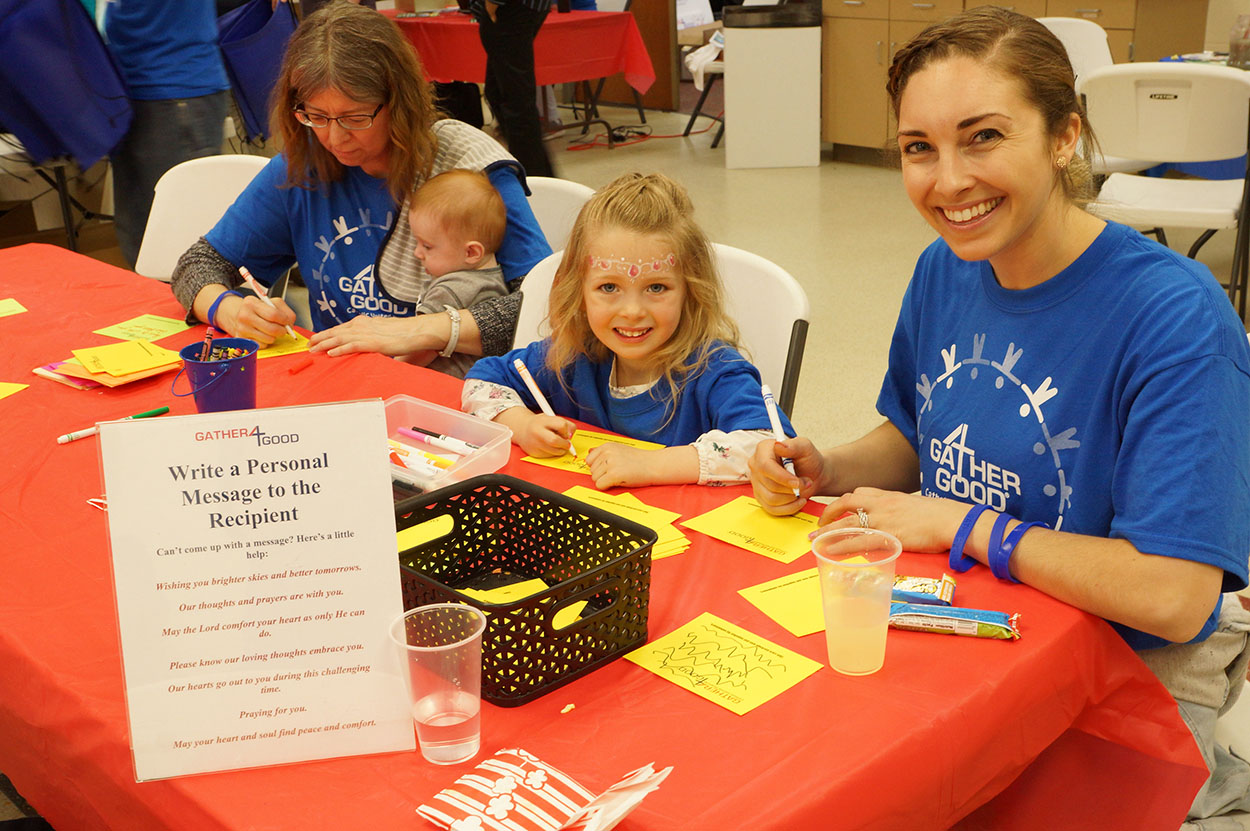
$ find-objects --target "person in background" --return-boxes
[464,172,790,489]
[748,9,1250,827]
[170,3,551,366]
[105,0,231,267]
[470,0,555,177]
[407,169,509,378]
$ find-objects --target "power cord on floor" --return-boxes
[564,112,723,151]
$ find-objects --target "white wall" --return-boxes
[1208,0,1250,51]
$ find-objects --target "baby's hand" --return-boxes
[585,443,654,489]
[401,349,440,367]
[513,413,575,458]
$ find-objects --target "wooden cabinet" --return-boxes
[821,0,1210,148]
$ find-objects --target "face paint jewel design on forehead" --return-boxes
[586,253,678,281]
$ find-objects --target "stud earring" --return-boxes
[1056,156,1069,169]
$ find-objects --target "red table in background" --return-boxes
[0,245,1208,830]
[383,8,655,94]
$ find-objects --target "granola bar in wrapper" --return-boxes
[889,603,1021,640]
[891,573,956,606]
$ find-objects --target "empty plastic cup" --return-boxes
[389,603,487,765]
[813,527,902,676]
[172,337,258,413]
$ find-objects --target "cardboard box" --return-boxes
[678,21,722,47]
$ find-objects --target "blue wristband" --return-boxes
[206,289,242,331]
[987,513,1011,574]
[991,520,1048,583]
[949,504,991,573]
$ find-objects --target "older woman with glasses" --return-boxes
[171,2,551,366]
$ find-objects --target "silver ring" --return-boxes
[856,508,869,528]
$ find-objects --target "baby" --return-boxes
[408,168,508,377]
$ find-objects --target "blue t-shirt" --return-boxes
[204,155,548,332]
[104,0,229,100]
[878,221,1250,650]
[466,339,792,445]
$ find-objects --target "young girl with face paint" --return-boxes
[463,172,792,489]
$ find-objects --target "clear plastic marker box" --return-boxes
[383,394,512,492]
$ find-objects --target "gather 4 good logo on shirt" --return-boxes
[915,334,1081,531]
[926,423,1022,511]
[306,209,401,323]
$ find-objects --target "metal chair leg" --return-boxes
[711,121,725,148]
[684,78,716,137]
[52,166,77,252]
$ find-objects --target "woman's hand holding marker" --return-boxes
[238,266,298,340]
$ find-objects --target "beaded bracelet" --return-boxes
[206,290,242,330]
[990,520,1048,583]
[948,504,991,573]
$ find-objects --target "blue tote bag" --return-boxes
[217,0,298,141]
[0,0,131,166]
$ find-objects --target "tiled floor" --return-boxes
[1,98,1245,827]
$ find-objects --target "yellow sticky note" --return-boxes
[71,340,180,377]
[625,612,822,715]
[256,331,310,359]
[93,314,189,342]
[0,298,27,318]
[458,579,586,629]
[0,382,29,400]
[681,495,820,563]
[739,568,824,637]
[523,429,663,475]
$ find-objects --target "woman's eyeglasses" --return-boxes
[293,102,384,130]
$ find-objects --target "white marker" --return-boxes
[238,265,298,339]
[761,384,800,497]
[513,357,577,459]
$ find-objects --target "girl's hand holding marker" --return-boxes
[513,358,578,459]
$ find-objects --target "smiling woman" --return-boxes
[748,7,1250,824]
[169,3,552,372]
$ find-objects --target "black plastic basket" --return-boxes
[396,474,656,707]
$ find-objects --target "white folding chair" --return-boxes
[525,176,594,251]
[1037,17,1154,176]
[133,154,270,282]
[512,242,810,412]
[1078,63,1250,318]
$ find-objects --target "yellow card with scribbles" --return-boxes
[256,331,310,359]
[739,568,824,637]
[681,495,820,564]
[93,314,189,342]
[625,612,822,715]
[522,428,663,475]
[0,298,27,317]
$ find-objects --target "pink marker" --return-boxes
[238,265,297,339]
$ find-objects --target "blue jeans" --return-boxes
[109,91,229,267]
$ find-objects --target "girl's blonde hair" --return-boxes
[886,6,1098,205]
[545,172,742,414]
[270,2,441,204]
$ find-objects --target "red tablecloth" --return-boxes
[383,8,655,93]
[0,245,1207,830]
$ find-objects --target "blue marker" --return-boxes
[761,385,800,497]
